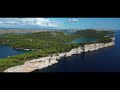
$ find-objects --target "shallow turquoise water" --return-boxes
[35,31,120,72]
[71,37,97,44]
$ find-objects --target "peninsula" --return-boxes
[0,29,115,72]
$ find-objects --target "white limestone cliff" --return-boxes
[4,40,114,72]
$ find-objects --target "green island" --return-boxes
[0,29,115,71]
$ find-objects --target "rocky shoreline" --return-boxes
[4,38,115,72]
[4,43,114,72]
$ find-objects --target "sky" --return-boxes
[0,18,120,30]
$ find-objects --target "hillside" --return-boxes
[0,29,115,71]
[0,29,48,34]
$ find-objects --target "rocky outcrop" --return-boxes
[84,42,114,52]
[4,56,59,72]
[4,40,115,72]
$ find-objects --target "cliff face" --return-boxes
[84,42,114,52]
[4,41,115,72]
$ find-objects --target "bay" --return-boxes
[0,45,28,58]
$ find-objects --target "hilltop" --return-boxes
[0,29,49,34]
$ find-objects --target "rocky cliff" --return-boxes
[4,41,115,72]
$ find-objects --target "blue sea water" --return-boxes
[0,45,28,58]
[0,30,120,72]
[37,30,120,72]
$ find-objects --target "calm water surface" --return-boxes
[0,45,28,58]
[36,31,120,72]
[71,37,97,44]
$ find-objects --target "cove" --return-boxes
[0,45,29,58]
[71,37,98,44]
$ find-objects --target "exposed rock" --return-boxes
[4,40,115,72]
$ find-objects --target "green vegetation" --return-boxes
[0,31,78,49]
[0,29,115,71]
[0,58,26,71]
[74,29,115,43]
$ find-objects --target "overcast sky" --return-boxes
[0,18,120,30]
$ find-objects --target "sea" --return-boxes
[35,30,120,72]
[1,30,120,72]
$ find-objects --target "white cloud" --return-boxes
[0,18,62,27]
[34,18,61,27]
[68,18,79,23]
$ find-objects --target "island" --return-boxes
[0,29,115,72]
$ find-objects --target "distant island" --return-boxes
[0,29,115,72]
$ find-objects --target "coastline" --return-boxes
[4,38,115,72]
